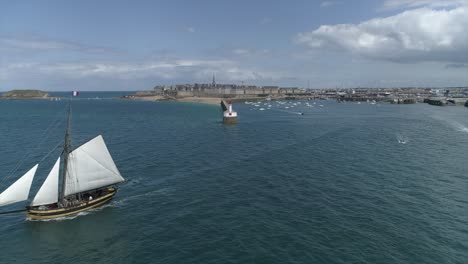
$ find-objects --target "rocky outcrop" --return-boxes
[1,90,49,99]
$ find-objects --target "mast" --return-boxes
[59,101,71,204]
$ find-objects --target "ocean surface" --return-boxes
[1,94,468,263]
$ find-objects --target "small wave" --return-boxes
[430,115,468,134]
[396,133,409,144]
[114,187,174,208]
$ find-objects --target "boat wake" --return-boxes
[113,187,174,208]
[431,115,468,134]
[398,139,408,144]
[396,133,409,144]
[264,107,304,116]
[452,121,468,133]
[278,110,304,115]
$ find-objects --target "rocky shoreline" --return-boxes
[0,89,51,99]
[120,93,290,105]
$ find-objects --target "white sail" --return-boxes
[31,157,60,206]
[64,135,124,196]
[0,164,38,207]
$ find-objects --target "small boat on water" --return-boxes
[0,102,125,220]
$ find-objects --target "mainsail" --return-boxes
[64,135,124,196]
[31,158,60,206]
[0,164,38,206]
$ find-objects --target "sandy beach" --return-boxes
[124,96,221,105]
[176,96,276,105]
[122,95,279,105]
[175,97,222,105]
[130,95,167,101]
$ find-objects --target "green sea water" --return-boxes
[1,94,468,263]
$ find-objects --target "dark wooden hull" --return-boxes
[27,188,117,220]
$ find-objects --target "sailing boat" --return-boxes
[0,103,125,220]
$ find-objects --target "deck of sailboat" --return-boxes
[27,187,117,220]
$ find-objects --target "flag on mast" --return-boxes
[72,91,79,97]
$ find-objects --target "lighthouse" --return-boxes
[221,100,238,124]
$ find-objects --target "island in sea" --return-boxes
[0,89,51,99]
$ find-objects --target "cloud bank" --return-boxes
[0,36,115,53]
[296,5,468,63]
[0,57,291,90]
[382,0,468,10]
[321,1,339,8]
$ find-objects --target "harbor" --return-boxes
[3,86,468,108]
[2,0,468,263]
[1,94,468,264]
[121,83,468,107]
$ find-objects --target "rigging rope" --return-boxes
[38,140,63,164]
[0,104,67,187]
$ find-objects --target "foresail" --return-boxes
[31,157,60,206]
[64,135,124,196]
[0,164,38,207]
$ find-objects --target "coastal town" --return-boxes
[121,76,468,107]
[2,76,468,107]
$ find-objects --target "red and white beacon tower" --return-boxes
[223,100,238,124]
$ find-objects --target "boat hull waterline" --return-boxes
[27,188,117,220]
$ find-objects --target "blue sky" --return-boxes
[1,0,468,90]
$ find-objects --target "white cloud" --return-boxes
[232,49,250,55]
[445,63,468,68]
[0,36,115,53]
[12,59,232,78]
[185,26,195,33]
[296,6,468,63]
[0,58,285,86]
[194,67,267,82]
[231,48,270,57]
[382,0,468,10]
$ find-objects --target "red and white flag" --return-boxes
[72,91,79,96]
